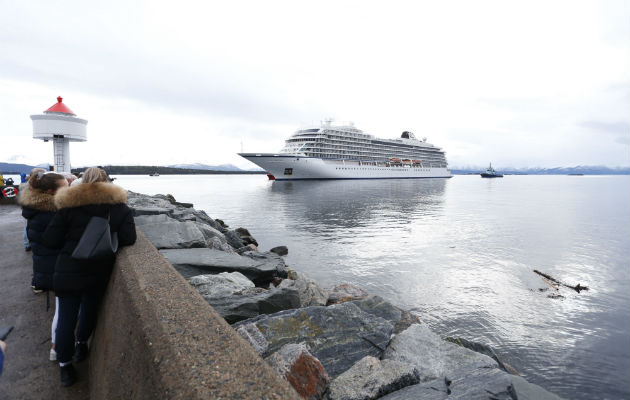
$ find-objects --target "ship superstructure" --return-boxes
[239,120,451,180]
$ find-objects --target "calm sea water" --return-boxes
[113,174,629,399]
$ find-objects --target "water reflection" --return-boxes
[268,179,447,229]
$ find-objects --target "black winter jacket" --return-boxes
[43,182,137,296]
[19,186,59,290]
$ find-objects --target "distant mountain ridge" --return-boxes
[451,165,630,175]
[77,165,265,175]
[169,163,243,171]
[0,162,264,174]
[0,162,37,174]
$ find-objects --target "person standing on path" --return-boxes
[43,167,136,387]
[19,171,68,363]
[19,172,67,292]
[20,168,47,252]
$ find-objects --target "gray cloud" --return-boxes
[579,121,629,135]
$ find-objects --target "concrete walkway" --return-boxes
[0,205,89,400]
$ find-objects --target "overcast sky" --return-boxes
[1,0,628,169]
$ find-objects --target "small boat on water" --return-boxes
[480,163,503,178]
[149,172,160,177]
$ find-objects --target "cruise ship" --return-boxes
[239,120,452,180]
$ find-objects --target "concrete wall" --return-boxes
[89,229,300,399]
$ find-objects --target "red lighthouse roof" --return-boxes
[44,96,75,115]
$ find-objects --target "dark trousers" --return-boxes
[56,293,101,363]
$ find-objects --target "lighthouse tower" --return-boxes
[30,97,87,173]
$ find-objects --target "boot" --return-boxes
[60,364,77,387]
[74,342,89,363]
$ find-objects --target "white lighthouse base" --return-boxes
[53,137,71,173]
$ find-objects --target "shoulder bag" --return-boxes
[71,212,119,260]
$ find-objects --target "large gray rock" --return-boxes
[132,206,174,216]
[445,336,518,375]
[205,285,301,324]
[351,296,419,335]
[192,210,224,231]
[205,236,237,253]
[233,299,397,378]
[136,214,207,249]
[235,227,258,246]
[224,230,245,249]
[161,248,287,285]
[382,324,497,382]
[153,193,193,208]
[278,274,328,307]
[188,272,254,298]
[446,362,516,399]
[242,251,288,281]
[380,361,563,400]
[193,222,234,252]
[508,375,563,400]
[134,213,172,225]
[378,379,449,400]
[135,213,233,251]
[127,192,176,215]
[326,356,420,400]
[128,192,222,229]
[270,245,288,256]
[326,284,370,305]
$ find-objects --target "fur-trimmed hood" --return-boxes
[18,185,57,212]
[54,182,128,210]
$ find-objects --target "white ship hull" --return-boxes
[239,153,452,180]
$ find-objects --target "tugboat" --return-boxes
[480,163,503,178]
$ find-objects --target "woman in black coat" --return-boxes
[19,172,68,362]
[19,172,67,291]
[43,168,136,386]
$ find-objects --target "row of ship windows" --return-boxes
[287,137,428,149]
[304,147,442,155]
[302,146,443,155]
[293,133,371,140]
[320,130,368,139]
[335,167,432,171]
[309,154,445,162]
[291,135,435,151]
[288,138,435,151]
[292,144,442,155]
[304,149,444,160]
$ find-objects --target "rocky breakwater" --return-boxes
[128,191,563,400]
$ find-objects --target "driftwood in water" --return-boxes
[541,277,559,291]
[533,270,589,293]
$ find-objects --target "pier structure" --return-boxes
[30,96,87,173]
[0,204,298,399]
